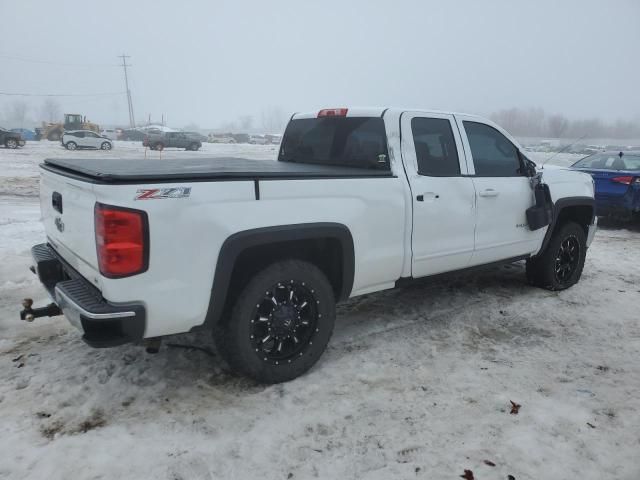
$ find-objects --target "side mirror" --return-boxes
[519,151,537,177]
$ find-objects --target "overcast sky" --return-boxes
[1,0,638,129]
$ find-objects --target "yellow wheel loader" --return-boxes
[38,114,100,141]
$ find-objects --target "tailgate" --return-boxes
[39,168,101,285]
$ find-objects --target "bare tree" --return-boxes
[41,98,61,123]
[9,101,29,128]
[491,106,640,140]
[547,114,569,138]
[261,106,287,133]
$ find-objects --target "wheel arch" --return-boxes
[199,223,355,330]
[537,196,595,255]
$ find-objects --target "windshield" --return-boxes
[279,117,389,170]
[572,153,640,171]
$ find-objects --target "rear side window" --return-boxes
[572,153,640,171]
[279,117,389,170]
[463,121,521,177]
[411,117,460,176]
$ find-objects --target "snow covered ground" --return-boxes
[1,142,639,480]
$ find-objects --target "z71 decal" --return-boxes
[135,187,192,200]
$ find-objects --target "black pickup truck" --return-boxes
[142,131,203,151]
[0,127,26,149]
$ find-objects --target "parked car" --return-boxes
[208,133,236,144]
[62,130,113,150]
[10,128,36,141]
[265,134,283,145]
[0,127,26,149]
[24,107,596,384]
[100,129,119,140]
[120,128,147,141]
[249,134,268,145]
[142,131,202,151]
[571,151,640,219]
[183,131,208,143]
[232,133,250,144]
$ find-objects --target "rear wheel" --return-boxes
[188,143,200,151]
[5,138,18,149]
[214,260,336,383]
[526,221,587,290]
[65,141,77,151]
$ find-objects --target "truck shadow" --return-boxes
[12,260,542,440]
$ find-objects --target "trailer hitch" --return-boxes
[20,298,62,322]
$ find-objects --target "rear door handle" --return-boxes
[416,192,439,202]
[478,189,499,198]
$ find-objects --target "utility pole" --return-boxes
[118,54,136,128]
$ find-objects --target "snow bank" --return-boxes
[0,144,638,480]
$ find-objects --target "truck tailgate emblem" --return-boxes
[135,187,192,200]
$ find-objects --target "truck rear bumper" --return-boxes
[30,243,146,348]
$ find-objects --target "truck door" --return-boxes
[400,112,476,277]
[455,115,543,264]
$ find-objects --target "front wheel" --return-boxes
[65,142,77,151]
[214,260,336,383]
[526,221,587,290]
[101,142,112,150]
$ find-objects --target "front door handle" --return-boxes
[478,189,499,198]
[416,192,440,202]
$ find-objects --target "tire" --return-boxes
[65,142,77,151]
[214,260,336,383]
[155,143,164,151]
[188,143,200,151]
[5,138,18,149]
[101,142,112,150]
[526,221,587,290]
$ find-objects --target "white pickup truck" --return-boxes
[23,107,596,383]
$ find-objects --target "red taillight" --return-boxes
[611,176,634,185]
[95,203,148,278]
[318,108,348,117]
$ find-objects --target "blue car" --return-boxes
[571,151,640,219]
[10,128,36,141]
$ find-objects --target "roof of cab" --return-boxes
[291,107,484,120]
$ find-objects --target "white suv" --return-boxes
[62,130,113,150]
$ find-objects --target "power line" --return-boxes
[0,53,118,68]
[0,91,125,97]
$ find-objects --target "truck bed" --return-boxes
[41,157,394,184]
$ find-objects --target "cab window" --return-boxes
[463,121,521,177]
[411,117,460,176]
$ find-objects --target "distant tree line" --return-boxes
[1,98,62,128]
[490,107,640,139]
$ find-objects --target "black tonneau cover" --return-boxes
[42,157,393,184]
